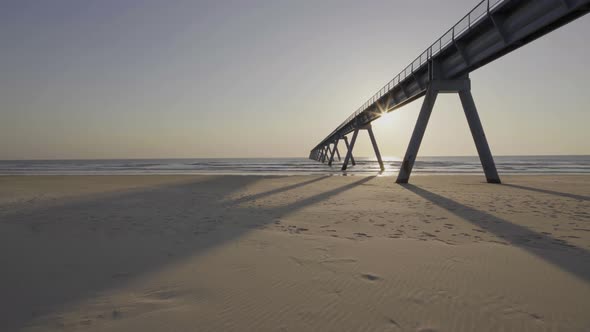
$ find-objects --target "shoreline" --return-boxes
[1,156,588,177]
[2,172,590,177]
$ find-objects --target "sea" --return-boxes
[0,155,589,176]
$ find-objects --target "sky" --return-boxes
[1,0,589,160]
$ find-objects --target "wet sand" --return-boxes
[1,175,589,331]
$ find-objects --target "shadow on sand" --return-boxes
[503,183,590,201]
[0,175,372,330]
[400,184,590,283]
[229,175,331,204]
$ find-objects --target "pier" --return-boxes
[309,0,590,183]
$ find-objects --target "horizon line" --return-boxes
[1,154,589,162]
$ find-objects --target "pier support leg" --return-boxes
[343,136,356,166]
[335,146,341,161]
[366,125,384,171]
[342,128,359,171]
[322,146,328,163]
[328,139,339,166]
[396,88,439,184]
[459,90,501,183]
[396,77,500,184]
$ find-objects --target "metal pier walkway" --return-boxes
[309,0,590,183]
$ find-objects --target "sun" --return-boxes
[374,109,396,129]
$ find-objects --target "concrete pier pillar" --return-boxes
[328,139,339,166]
[396,88,438,183]
[397,77,500,184]
[366,125,384,171]
[459,90,501,183]
[342,129,359,171]
[343,136,356,166]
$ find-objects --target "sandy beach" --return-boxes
[0,174,589,331]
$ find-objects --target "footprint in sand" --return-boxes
[354,232,372,238]
[417,328,439,332]
[361,273,380,281]
[387,318,402,329]
[111,310,122,319]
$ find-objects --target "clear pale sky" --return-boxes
[1,0,589,160]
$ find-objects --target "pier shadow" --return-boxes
[0,175,372,330]
[400,184,590,283]
[229,176,331,205]
[263,176,375,213]
[503,183,590,201]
